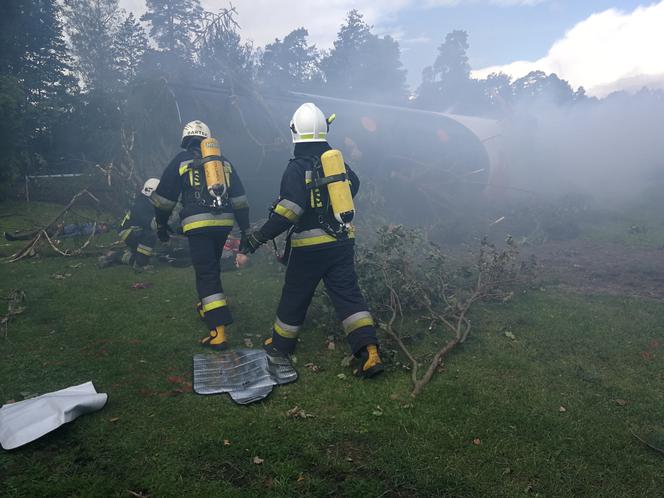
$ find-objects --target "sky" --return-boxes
[119,0,664,97]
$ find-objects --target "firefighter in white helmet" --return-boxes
[98,178,160,271]
[151,120,251,350]
[242,103,383,378]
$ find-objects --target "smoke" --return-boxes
[499,91,664,205]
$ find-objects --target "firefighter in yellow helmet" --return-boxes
[151,120,251,350]
[242,103,383,378]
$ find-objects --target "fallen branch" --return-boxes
[8,189,100,262]
[1,289,26,338]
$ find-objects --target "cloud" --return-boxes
[472,1,664,97]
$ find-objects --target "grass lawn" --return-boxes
[1,202,663,497]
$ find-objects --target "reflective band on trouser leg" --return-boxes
[273,317,301,339]
[202,293,227,312]
[342,311,374,335]
[182,213,235,233]
[273,199,304,223]
[136,244,154,256]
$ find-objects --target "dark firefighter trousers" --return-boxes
[123,229,157,267]
[188,229,233,330]
[271,243,378,356]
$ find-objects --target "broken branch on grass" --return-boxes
[358,226,525,398]
[8,189,100,262]
[1,289,26,338]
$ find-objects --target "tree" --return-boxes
[196,8,255,92]
[512,70,586,106]
[113,13,149,86]
[416,30,482,113]
[258,28,321,91]
[63,0,123,92]
[0,0,76,197]
[141,0,202,58]
[320,10,407,103]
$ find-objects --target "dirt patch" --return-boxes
[525,240,664,299]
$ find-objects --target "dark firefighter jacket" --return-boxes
[258,141,359,250]
[119,193,154,236]
[151,146,250,234]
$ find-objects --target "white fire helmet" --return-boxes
[181,120,211,147]
[289,103,334,143]
[142,178,160,197]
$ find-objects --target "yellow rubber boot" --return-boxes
[355,344,384,378]
[201,325,228,350]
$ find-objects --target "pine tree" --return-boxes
[416,30,484,113]
[320,10,407,103]
[258,28,321,91]
[0,0,76,194]
[113,13,149,86]
[141,0,202,58]
[63,0,123,91]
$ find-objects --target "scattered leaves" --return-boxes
[647,339,661,350]
[287,406,314,419]
[50,272,72,279]
[130,282,153,290]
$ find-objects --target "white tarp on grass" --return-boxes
[0,381,107,450]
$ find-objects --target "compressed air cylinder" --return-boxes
[320,149,354,224]
[201,138,227,203]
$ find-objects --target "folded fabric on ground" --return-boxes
[0,381,108,450]
[193,350,297,405]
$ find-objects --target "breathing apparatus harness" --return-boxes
[271,154,351,264]
[188,147,230,212]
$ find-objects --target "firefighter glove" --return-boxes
[241,230,266,254]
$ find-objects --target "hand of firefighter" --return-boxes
[156,223,171,243]
[240,230,266,254]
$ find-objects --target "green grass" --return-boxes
[1,202,664,497]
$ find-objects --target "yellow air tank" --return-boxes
[201,137,227,205]
[320,149,354,224]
